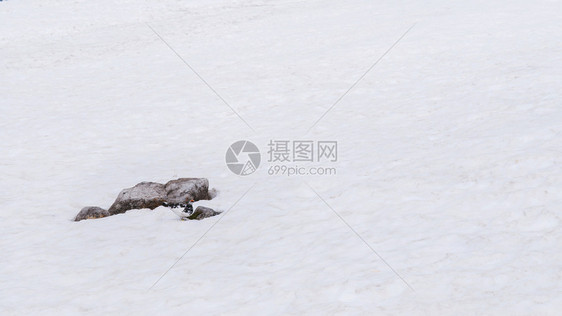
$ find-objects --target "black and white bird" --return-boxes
[162,199,195,220]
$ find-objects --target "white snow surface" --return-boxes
[1,0,562,314]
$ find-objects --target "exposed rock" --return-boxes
[164,178,210,203]
[208,188,218,200]
[108,182,167,215]
[188,206,222,220]
[75,178,216,221]
[74,206,109,221]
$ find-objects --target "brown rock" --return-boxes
[74,206,109,221]
[164,178,210,203]
[108,182,167,215]
[187,206,221,220]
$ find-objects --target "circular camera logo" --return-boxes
[225,140,261,176]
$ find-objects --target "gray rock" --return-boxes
[108,182,167,215]
[188,206,221,220]
[74,206,109,221]
[208,188,218,199]
[164,178,210,203]
[75,178,216,221]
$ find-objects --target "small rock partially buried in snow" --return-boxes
[74,206,109,221]
[188,206,222,220]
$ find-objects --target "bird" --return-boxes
[162,198,195,220]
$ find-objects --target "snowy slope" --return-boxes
[1,0,562,314]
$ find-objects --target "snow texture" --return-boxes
[1,0,562,314]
